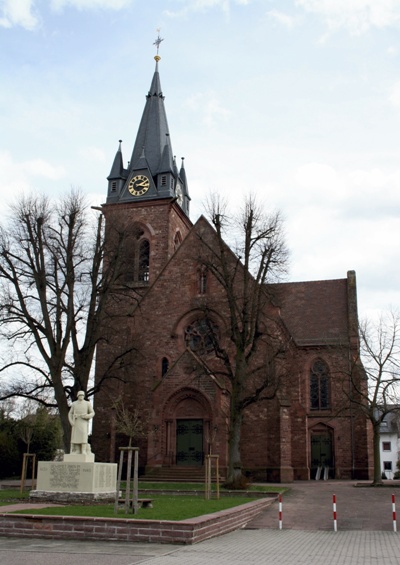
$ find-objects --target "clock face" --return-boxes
[128,175,150,196]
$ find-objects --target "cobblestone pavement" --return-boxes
[2,481,400,565]
[1,530,400,565]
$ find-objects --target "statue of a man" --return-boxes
[68,391,95,454]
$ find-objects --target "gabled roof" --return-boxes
[153,348,225,392]
[134,213,353,349]
[269,279,350,346]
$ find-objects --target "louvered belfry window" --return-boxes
[310,359,330,410]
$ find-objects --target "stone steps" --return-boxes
[142,466,225,483]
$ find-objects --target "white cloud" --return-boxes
[266,9,296,29]
[80,146,107,162]
[185,91,231,128]
[0,152,65,203]
[23,158,65,180]
[50,0,132,10]
[0,0,39,30]
[0,0,133,30]
[389,80,400,108]
[291,161,400,218]
[296,0,400,34]
[165,0,249,17]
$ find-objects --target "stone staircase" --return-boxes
[142,466,225,483]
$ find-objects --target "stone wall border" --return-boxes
[0,496,275,545]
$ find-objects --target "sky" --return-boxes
[1,0,400,320]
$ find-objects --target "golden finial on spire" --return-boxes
[153,28,164,63]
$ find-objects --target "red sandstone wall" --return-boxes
[0,497,274,545]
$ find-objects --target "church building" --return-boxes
[92,46,372,482]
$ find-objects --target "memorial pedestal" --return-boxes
[30,460,117,503]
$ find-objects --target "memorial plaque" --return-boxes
[49,464,80,490]
[36,461,117,493]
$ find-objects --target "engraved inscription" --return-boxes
[49,464,80,489]
[95,464,114,489]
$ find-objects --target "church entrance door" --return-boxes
[176,419,203,466]
[311,433,333,479]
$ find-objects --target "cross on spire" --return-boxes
[153,29,164,56]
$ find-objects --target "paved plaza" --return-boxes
[1,530,400,565]
[1,481,400,564]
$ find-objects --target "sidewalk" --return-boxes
[1,481,400,564]
[1,530,400,565]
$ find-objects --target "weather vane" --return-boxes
[153,29,164,56]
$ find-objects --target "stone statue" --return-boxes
[68,391,95,455]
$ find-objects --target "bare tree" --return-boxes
[347,310,400,485]
[0,191,135,451]
[113,398,148,447]
[197,195,291,486]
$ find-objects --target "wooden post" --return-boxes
[133,449,139,514]
[114,449,124,514]
[125,448,133,514]
[205,455,210,500]
[114,447,140,515]
[205,455,220,500]
[20,454,36,493]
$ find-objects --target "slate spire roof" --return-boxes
[106,38,189,215]
[107,140,124,180]
[128,57,174,178]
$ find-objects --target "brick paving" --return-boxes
[246,480,400,531]
[1,481,400,564]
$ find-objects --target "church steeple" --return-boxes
[106,140,125,202]
[106,34,190,217]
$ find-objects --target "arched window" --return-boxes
[123,227,150,284]
[185,319,218,355]
[198,267,207,295]
[161,357,169,377]
[310,359,330,410]
[174,231,182,252]
[138,239,150,282]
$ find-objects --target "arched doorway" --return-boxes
[310,424,334,479]
[176,419,204,466]
[162,389,212,467]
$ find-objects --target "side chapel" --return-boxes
[92,45,372,481]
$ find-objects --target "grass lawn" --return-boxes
[12,495,257,521]
[0,481,284,519]
[0,490,29,505]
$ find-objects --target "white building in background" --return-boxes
[379,411,400,479]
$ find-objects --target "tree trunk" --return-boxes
[53,376,71,452]
[226,407,243,487]
[372,421,383,486]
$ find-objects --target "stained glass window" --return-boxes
[185,319,218,355]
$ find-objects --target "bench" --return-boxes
[118,498,153,509]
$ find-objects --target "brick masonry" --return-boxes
[0,497,275,545]
[92,199,373,482]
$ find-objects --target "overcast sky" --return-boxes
[1,0,400,320]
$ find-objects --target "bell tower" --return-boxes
[105,34,190,218]
[102,34,192,285]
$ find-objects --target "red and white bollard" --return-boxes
[278,494,283,530]
[333,494,337,532]
[392,494,397,533]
